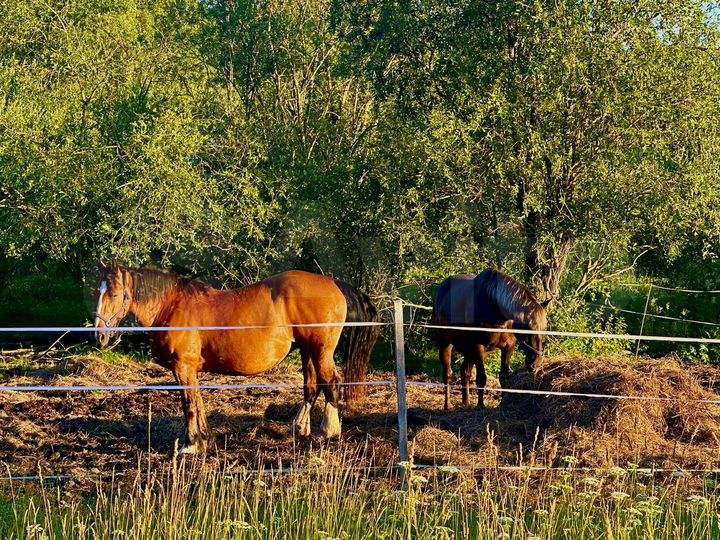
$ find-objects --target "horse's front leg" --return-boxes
[293,350,317,437]
[174,361,213,454]
[476,346,488,409]
[460,356,473,408]
[499,340,516,388]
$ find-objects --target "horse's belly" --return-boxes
[438,326,499,353]
[201,334,292,376]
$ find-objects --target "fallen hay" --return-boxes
[411,426,461,464]
[531,355,720,469]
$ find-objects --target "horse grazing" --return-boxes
[94,262,379,453]
[432,269,549,410]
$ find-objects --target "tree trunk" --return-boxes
[539,237,574,307]
[518,179,573,307]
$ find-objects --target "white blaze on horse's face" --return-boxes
[95,280,111,348]
[95,281,108,328]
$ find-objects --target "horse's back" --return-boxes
[433,275,473,324]
[262,270,347,325]
[432,273,510,352]
[165,270,346,375]
[263,270,345,301]
[433,274,502,326]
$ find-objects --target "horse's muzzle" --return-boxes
[94,327,112,348]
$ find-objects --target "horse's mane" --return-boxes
[125,267,211,303]
[476,269,547,330]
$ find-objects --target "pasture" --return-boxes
[2,0,720,537]
[2,343,720,539]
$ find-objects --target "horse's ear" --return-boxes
[111,260,120,271]
[540,281,558,311]
[98,259,108,271]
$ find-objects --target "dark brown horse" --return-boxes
[432,269,549,410]
[94,262,379,453]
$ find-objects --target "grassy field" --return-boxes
[2,453,720,540]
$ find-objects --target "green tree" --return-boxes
[332,0,720,302]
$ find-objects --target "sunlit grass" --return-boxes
[88,345,152,365]
[0,355,34,381]
[2,455,720,540]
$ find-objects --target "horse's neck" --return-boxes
[131,290,176,327]
[483,276,542,329]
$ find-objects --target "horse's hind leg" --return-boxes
[314,349,341,439]
[174,362,213,454]
[293,349,317,437]
[460,356,473,408]
[439,343,453,410]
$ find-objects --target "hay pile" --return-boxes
[411,426,461,464]
[532,355,720,468]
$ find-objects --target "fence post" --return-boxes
[393,299,409,481]
[635,284,653,358]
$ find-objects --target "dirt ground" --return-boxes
[2,352,720,484]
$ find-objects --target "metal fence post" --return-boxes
[393,299,409,480]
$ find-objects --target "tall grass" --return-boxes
[2,453,720,540]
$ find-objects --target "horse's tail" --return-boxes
[334,279,381,403]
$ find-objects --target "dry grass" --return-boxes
[5,449,720,540]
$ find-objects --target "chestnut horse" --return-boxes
[433,269,549,409]
[94,262,379,453]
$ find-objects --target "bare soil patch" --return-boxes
[1,353,719,483]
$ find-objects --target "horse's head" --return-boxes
[518,331,544,370]
[518,303,549,371]
[94,261,132,348]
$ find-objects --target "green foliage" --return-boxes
[679,339,720,365]
[597,278,720,361]
[0,355,34,381]
[1,0,719,362]
[90,345,152,365]
[0,265,87,328]
[333,0,720,298]
[547,299,631,357]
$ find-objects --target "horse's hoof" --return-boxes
[293,402,312,437]
[293,419,311,437]
[179,444,199,455]
[320,403,341,439]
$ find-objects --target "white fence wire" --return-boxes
[1,314,719,398]
[0,322,389,333]
[619,282,720,294]
[415,323,720,344]
[1,299,720,482]
[587,301,720,327]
